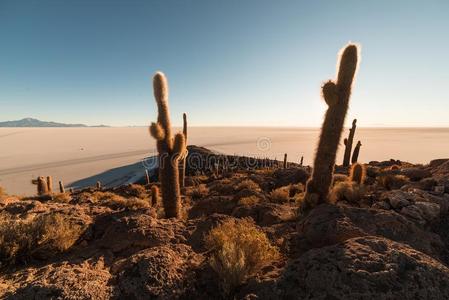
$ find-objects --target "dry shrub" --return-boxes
[377,174,409,190]
[115,184,148,198]
[80,191,149,210]
[188,184,209,200]
[205,218,279,294]
[238,195,261,206]
[330,181,365,204]
[0,212,84,264]
[106,196,149,210]
[52,192,72,203]
[208,179,235,195]
[236,179,261,192]
[269,186,290,203]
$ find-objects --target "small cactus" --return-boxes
[46,176,53,193]
[151,185,159,207]
[301,44,360,213]
[283,153,288,169]
[351,141,362,164]
[59,180,65,193]
[35,176,48,196]
[343,119,357,166]
[349,163,366,184]
[96,181,102,190]
[149,72,186,218]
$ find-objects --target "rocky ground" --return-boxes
[1,147,449,299]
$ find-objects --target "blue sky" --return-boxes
[1,0,448,127]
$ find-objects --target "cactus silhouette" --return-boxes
[351,141,362,164]
[301,44,360,213]
[179,113,188,188]
[283,153,287,169]
[149,72,186,218]
[59,180,65,193]
[350,163,366,184]
[343,119,357,166]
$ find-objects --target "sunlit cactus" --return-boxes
[301,44,360,213]
[180,113,188,188]
[351,140,362,164]
[350,162,366,184]
[149,72,186,218]
[343,119,357,166]
[34,176,48,196]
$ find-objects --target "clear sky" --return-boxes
[1,0,448,127]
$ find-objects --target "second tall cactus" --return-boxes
[301,44,360,213]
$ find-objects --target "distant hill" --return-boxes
[0,118,108,127]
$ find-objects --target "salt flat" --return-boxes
[1,127,449,195]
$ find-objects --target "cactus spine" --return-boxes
[179,113,188,188]
[343,119,357,166]
[351,141,362,164]
[300,156,304,166]
[59,180,65,193]
[149,72,186,218]
[349,163,366,184]
[301,44,360,213]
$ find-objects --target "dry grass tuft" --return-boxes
[188,184,209,200]
[0,212,84,264]
[269,186,290,203]
[205,218,279,295]
[52,192,72,203]
[78,191,149,210]
[238,195,261,206]
[236,179,261,192]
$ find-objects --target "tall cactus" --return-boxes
[351,141,362,164]
[301,44,360,213]
[343,119,357,166]
[149,72,186,218]
[179,113,188,188]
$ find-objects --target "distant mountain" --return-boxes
[0,118,108,128]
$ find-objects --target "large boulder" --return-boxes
[95,211,185,256]
[0,258,113,299]
[112,244,202,299]
[277,236,449,299]
[296,204,445,260]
